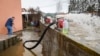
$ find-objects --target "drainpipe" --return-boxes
[98,0,100,16]
[26,14,28,23]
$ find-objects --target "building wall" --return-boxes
[0,0,22,34]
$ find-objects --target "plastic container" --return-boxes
[45,18,51,24]
[45,16,52,24]
[62,19,69,35]
[57,18,64,28]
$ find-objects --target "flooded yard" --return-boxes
[0,30,42,56]
[0,42,24,56]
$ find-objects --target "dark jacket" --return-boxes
[5,18,13,27]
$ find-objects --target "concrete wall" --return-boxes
[40,22,100,56]
[0,0,22,34]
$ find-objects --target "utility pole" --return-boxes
[55,0,62,21]
[56,0,62,14]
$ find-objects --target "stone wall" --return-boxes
[40,22,100,56]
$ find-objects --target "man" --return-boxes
[5,17,15,35]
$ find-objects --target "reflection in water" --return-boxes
[0,42,37,56]
[0,30,43,56]
[0,42,24,56]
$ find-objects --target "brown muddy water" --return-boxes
[0,30,43,56]
[0,42,25,56]
[0,42,38,56]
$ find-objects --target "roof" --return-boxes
[22,12,31,14]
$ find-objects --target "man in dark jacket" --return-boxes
[5,17,15,35]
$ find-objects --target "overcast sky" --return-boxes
[21,0,69,13]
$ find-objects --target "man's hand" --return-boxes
[13,26,16,30]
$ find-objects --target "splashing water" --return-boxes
[65,13,100,40]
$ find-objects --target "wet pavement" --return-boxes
[0,29,43,56]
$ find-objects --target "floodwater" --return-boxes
[0,30,43,56]
[0,42,24,56]
[66,14,100,40]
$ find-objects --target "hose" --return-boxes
[23,22,56,50]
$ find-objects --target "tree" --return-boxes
[87,5,94,13]
[28,8,35,14]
